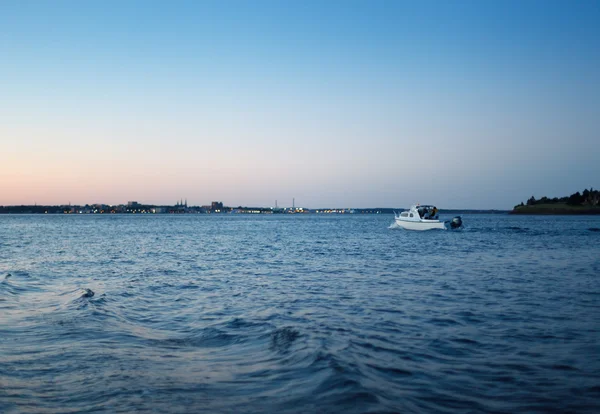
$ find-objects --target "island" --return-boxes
[511,188,600,215]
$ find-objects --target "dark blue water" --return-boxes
[1,214,599,413]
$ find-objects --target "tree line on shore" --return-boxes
[515,188,600,209]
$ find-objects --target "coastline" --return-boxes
[0,208,510,215]
[510,204,600,215]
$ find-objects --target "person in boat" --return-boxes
[430,207,438,219]
[423,207,436,219]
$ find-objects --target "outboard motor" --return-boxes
[449,216,463,229]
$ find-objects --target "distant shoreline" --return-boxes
[511,189,600,215]
[0,206,510,215]
[510,204,600,215]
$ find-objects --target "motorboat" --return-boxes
[394,205,462,231]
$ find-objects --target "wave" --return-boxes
[0,272,46,298]
[269,326,301,353]
[148,327,242,349]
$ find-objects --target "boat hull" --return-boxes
[394,218,446,231]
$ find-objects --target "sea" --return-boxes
[1,213,599,413]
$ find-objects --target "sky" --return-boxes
[1,0,599,209]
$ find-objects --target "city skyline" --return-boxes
[0,197,510,215]
[2,1,599,209]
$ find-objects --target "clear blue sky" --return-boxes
[1,0,599,208]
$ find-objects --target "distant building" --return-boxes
[211,201,224,212]
[128,201,140,207]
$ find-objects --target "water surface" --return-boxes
[1,214,599,413]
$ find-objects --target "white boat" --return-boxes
[394,205,462,231]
